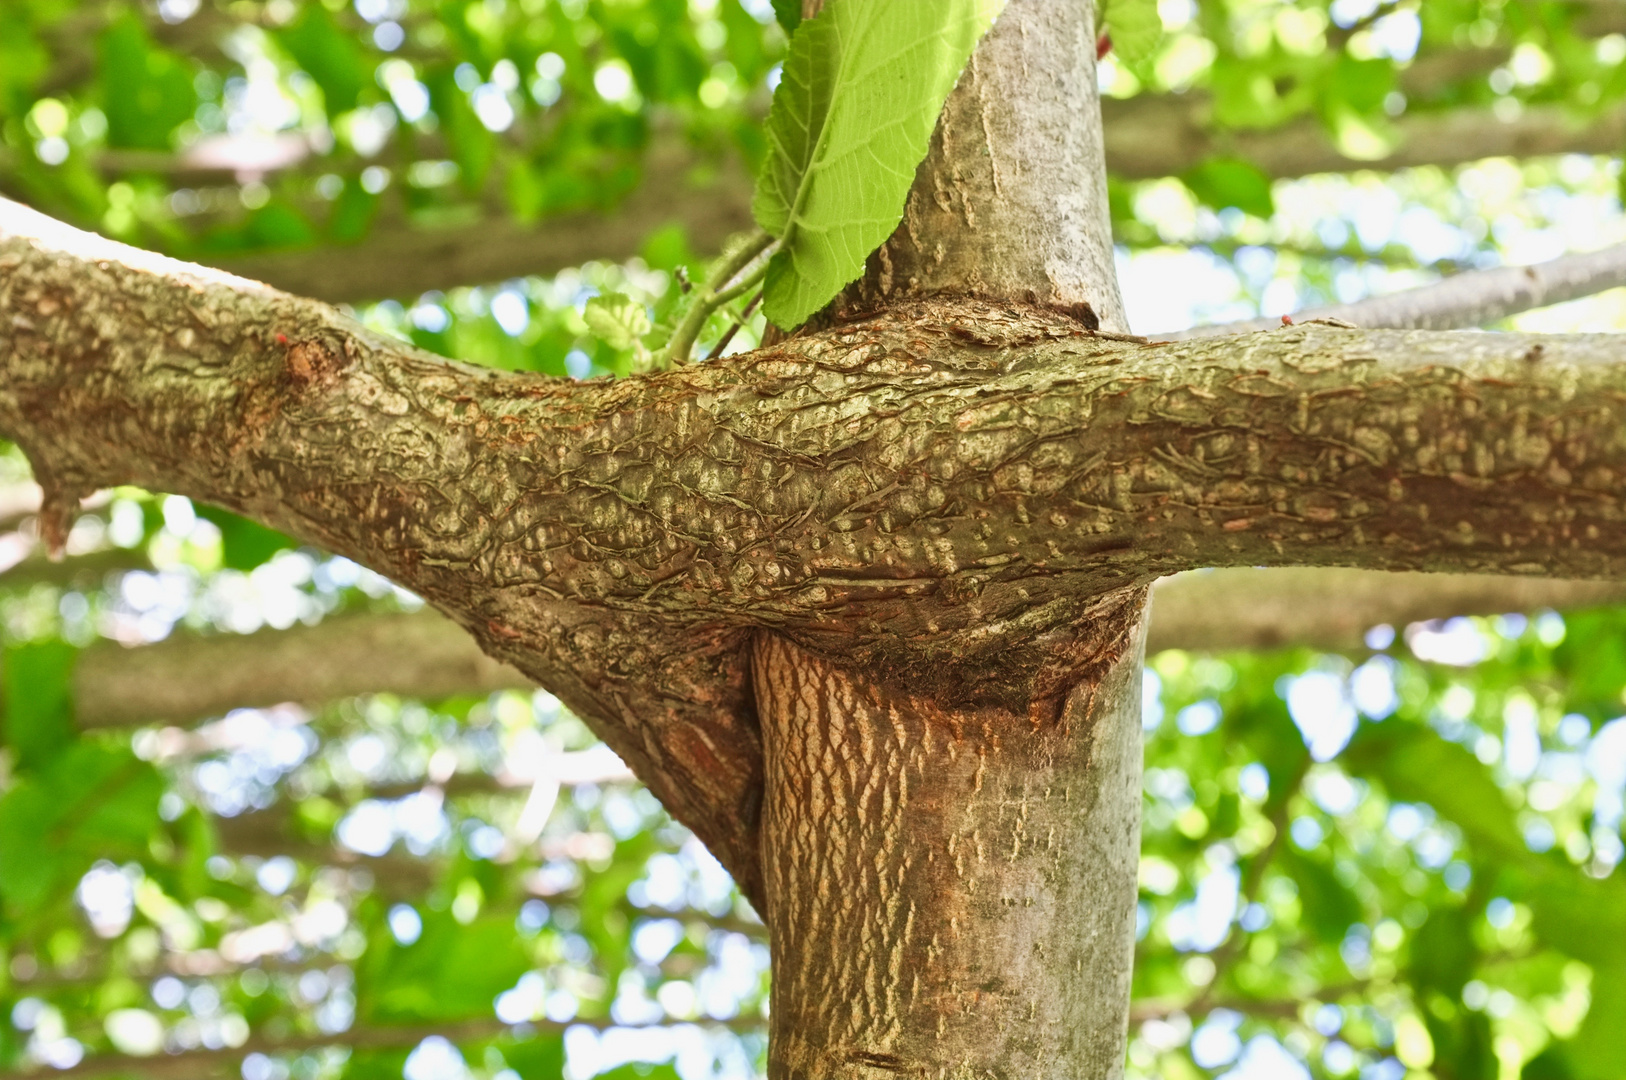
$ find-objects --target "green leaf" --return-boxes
[2,641,77,771]
[0,743,162,915]
[770,0,802,34]
[501,1035,566,1080]
[584,293,652,351]
[1100,0,1162,67]
[277,3,368,115]
[1279,846,1361,941]
[1408,908,1478,999]
[1182,157,1275,219]
[595,1065,680,1080]
[427,68,497,193]
[98,16,196,150]
[195,505,295,572]
[1566,963,1626,1079]
[328,178,380,244]
[357,912,532,1022]
[753,0,1004,328]
[1340,721,1523,859]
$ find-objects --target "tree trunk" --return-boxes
[755,610,1146,1079]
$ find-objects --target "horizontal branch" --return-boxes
[15,199,1626,904]
[63,568,1626,728]
[196,100,1626,303]
[211,142,757,304]
[30,1016,762,1080]
[1103,98,1626,190]
[75,611,530,729]
[1175,241,1626,338]
[1147,569,1626,652]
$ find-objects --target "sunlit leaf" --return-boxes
[2,640,76,771]
[753,0,1004,327]
[1100,0,1161,66]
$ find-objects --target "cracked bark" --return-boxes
[9,0,1626,1070]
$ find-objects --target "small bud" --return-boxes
[1096,32,1112,60]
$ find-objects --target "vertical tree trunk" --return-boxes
[754,621,1147,1079]
[760,1,1146,1072]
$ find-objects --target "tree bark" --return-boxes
[754,607,1145,1079]
[13,191,1626,903]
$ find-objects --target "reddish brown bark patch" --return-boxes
[283,338,346,387]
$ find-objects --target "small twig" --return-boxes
[705,291,765,361]
[1085,328,1151,344]
[662,231,776,366]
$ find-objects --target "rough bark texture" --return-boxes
[12,195,1626,907]
[754,610,1145,1080]
[1179,241,1626,338]
[11,2,1626,1063]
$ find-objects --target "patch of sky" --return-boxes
[1191,1009,1243,1068]
[1238,763,1269,802]
[1350,655,1398,719]
[1177,698,1222,736]
[1219,1035,1311,1080]
[1586,717,1626,833]
[1281,667,1358,761]
[1405,618,1488,666]
[335,789,448,858]
[404,1036,470,1080]
[1502,696,1542,782]
[1166,854,1238,952]
[1142,668,1165,730]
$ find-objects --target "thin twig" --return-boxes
[662,231,776,366]
[705,291,765,361]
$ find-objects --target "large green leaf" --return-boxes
[1341,721,1523,859]
[2,640,77,771]
[97,16,196,150]
[1566,964,1626,1079]
[276,3,368,115]
[0,742,162,914]
[753,0,1004,328]
[356,912,532,1022]
[1099,0,1162,67]
[195,504,295,572]
[770,0,802,34]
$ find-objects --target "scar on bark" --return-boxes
[845,1050,912,1073]
[281,336,349,387]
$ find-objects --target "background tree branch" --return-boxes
[62,570,1626,730]
[186,100,1626,304]
[1176,240,1626,338]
